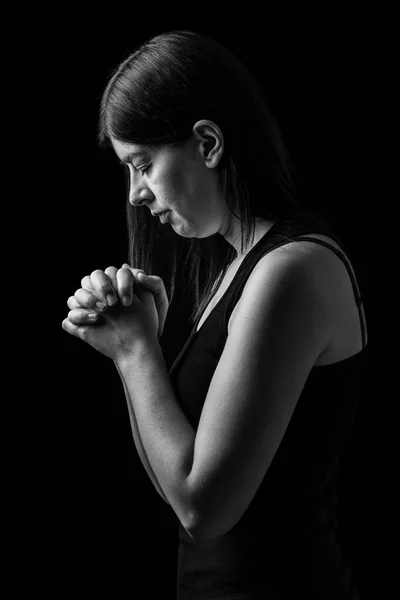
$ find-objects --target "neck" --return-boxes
[229,218,275,260]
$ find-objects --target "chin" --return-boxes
[173,219,200,238]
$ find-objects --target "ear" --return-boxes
[192,120,224,168]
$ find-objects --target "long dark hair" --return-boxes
[98,29,305,325]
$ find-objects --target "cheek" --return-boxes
[154,163,184,197]
[163,168,198,212]
[154,157,210,218]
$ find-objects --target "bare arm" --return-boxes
[115,361,170,505]
[65,252,335,543]
[115,344,197,535]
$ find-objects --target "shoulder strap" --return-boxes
[290,236,366,348]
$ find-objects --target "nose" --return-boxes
[128,176,154,207]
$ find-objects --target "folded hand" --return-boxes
[62,265,169,361]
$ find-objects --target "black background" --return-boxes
[21,13,383,599]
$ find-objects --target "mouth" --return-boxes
[159,211,170,223]
[152,210,169,217]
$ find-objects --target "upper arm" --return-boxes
[184,248,333,541]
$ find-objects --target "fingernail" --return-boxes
[96,301,107,311]
[88,313,98,321]
[107,294,117,306]
[122,296,131,306]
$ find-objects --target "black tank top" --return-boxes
[169,209,368,599]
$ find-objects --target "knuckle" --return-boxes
[81,275,91,287]
[118,265,132,275]
[105,266,117,277]
[121,264,144,277]
[62,318,73,334]
[90,269,104,277]
[73,288,86,302]
[74,288,88,303]
[68,299,81,311]
[92,278,111,293]
[91,270,109,288]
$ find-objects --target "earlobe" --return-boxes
[192,119,224,168]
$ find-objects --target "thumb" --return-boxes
[136,273,168,339]
[122,264,146,279]
[137,272,155,282]
[136,272,162,300]
[122,263,145,274]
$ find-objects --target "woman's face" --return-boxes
[111,134,230,239]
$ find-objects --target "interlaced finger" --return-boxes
[68,308,99,326]
[62,317,89,343]
[73,288,107,312]
[81,275,95,290]
[90,269,118,307]
[117,267,134,306]
[67,295,81,310]
[104,266,119,298]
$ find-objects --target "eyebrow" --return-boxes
[119,151,146,164]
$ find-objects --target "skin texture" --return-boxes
[63,119,337,541]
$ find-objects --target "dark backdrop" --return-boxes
[27,17,379,599]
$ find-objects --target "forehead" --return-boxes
[110,135,197,165]
[110,138,150,161]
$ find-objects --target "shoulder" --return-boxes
[228,237,340,344]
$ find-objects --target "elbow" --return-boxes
[183,511,233,543]
[180,494,238,543]
[178,506,211,542]
[180,510,204,542]
[179,479,238,542]
[184,518,211,543]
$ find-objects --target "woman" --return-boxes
[62,30,368,599]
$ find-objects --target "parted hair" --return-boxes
[98,29,303,325]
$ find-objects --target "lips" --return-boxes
[159,211,170,223]
[152,210,168,216]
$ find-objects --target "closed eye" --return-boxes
[119,161,150,175]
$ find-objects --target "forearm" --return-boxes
[114,342,197,531]
[115,361,170,505]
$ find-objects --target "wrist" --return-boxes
[113,338,161,369]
